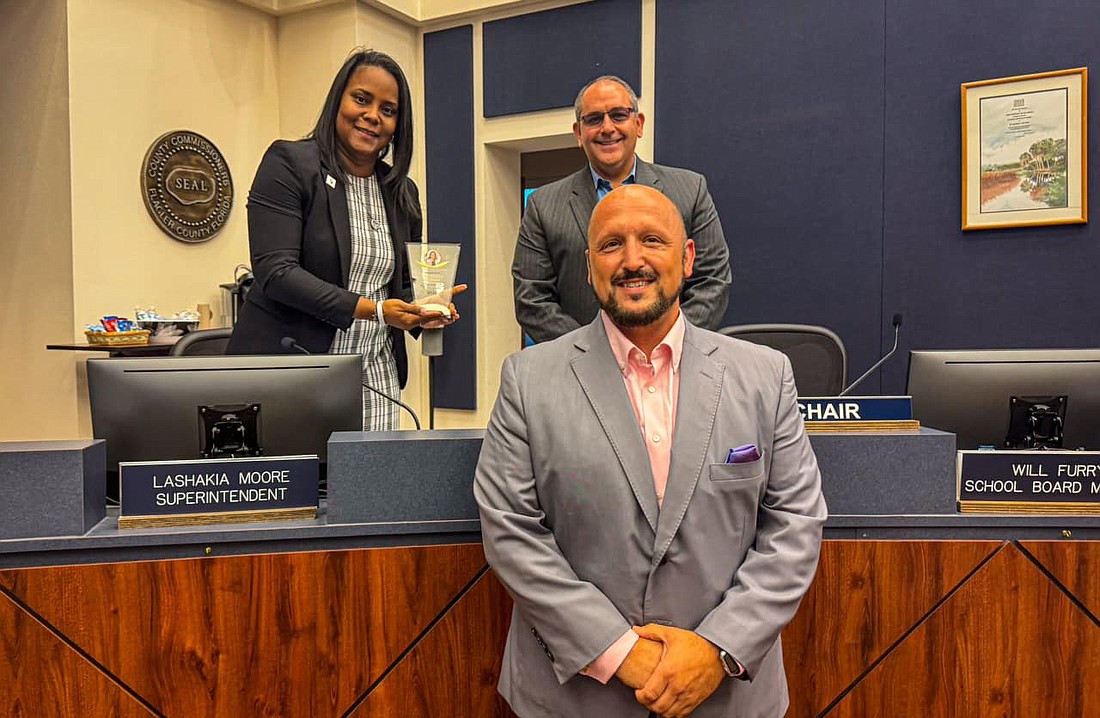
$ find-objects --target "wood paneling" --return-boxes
[350,569,516,718]
[781,540,1000,717]
[3,539,1096,717]
[0,590,155,717]
[0,544,486,717]
[1019,540,1100,619]
[828,543,1100,717]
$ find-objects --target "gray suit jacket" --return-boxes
[512,160,732,342]
[474,319,827,718]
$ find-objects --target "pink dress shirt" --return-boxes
[581,310,685,684]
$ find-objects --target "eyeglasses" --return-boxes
[578,107,636,128]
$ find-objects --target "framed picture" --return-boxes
[961,67,1087,230]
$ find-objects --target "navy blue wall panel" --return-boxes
[424,26,476,410]
[880,0,1100,393]
[655,0,887,389]
[657,0,1100,395]
[483,0,642,118]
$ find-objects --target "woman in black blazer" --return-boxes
[228,49,462,430]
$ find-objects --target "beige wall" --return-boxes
[60,0,279,435]
[0,0,80,440]
[368,0,588,24]
[240,0,586,25]
[67,0,277,334]
[277,1,358,139]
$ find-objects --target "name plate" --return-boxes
[798,396,918,433]
[957,450,1100,514]
[119,455,319,528]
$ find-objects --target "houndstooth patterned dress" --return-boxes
[329,173,400,431]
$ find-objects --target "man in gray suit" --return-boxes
[512,76,732,343]
[477,185,826,718]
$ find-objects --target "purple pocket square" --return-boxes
[725,444,761,464]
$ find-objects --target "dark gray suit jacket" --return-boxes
[512,160,732,342]
[475,318,827,718]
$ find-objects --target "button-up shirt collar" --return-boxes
[601,308,685,378]
[591,156,639,202]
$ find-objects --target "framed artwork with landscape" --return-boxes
[961,67,1087,230]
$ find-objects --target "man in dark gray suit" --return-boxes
[512,75,732,342]
[479,185,825,718]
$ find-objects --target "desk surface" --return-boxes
[0,499,484,568]
[46,342,174,356]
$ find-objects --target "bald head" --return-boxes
[585,185,695,332]
[587,185,686,249]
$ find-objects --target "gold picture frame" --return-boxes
[961,67,1087,230]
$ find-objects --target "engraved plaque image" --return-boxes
[406,243,461,317]
[141,130,233,243]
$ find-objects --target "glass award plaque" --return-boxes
[407,243,461,317]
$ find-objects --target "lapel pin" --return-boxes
[325,174,337,189]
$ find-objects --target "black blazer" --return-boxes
[227,139,419,388]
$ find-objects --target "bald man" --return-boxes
[476,186,827,718]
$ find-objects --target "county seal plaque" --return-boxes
[141,130,233,243]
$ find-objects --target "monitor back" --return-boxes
[907,348,1100,450]
[88,354,363,474]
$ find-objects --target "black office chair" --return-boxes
[169,328,233,356]
[718,324,847,396]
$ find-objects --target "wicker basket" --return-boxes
[85,329,152,346]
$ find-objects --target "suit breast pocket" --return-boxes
[697,461,766,559]
[708,458,764,482]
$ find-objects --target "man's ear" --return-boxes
[585,248,593,286]
[683,238,696,279]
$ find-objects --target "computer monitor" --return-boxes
[88,354,363,496]
[907,348,1100,450]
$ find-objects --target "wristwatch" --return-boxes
[718,649,744,678]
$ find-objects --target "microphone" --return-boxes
[280,336,304,352]
[280,336,422,430]
[838,313,903,397]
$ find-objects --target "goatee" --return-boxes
[600,269,684,328]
